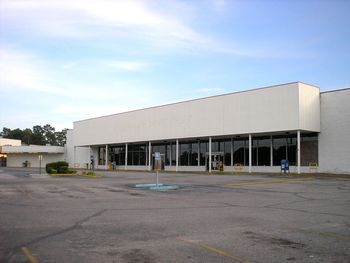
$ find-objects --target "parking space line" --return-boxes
[176,236,251,263]
[319,232,350,240]
[224,178,314,187]
[21,246,39,263]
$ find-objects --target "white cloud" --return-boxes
[0,46,55,93]
[0,0,203,46]
[102,60,148,71]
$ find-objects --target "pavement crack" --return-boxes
[2,209,107,262]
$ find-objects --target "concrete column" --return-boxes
[89,146,92,170]
[297,130,301,174]
[125,143,128,170]
[176,139,179,172]
[230,138,233,166]
[169,143,172,167]
[148,141,152,171]
[105,144,108,169]
[249,134,252,173]
[209,137,212,173]
[270,136,273,167]
[73,146,76,168]
[198,140,200,167]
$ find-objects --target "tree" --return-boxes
[43,124,57,145]
[0,128,11,138]
[32,125,46,145]
[0,125,68,146]
[56,128,68,146]
[22,129,33,145]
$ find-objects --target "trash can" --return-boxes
[281,159,289,173]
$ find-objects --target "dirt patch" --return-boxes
[244,231,306,249]
[120,249,154,263]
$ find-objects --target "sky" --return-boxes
[0,0,349,131]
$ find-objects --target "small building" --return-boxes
[65,82,350,174]
[0,138,22,166]
[0,145,65,168]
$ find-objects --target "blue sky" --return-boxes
[0,0,349,131]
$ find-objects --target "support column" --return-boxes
[148,141,152,171]
[270,136,273,167]
[105,144,108,169]
[89,146,92,170]
[73,146,76,168]
[169,143,172,167]
[297,130,301,174]
[209,137,212,173]
[176,139,179,172]
[249,134,252,173]
[198,140,200,167]
[125,143,128,170]
[230,138,233,166]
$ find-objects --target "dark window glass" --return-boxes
[179,142,190,166]
[224,140,231,166]
[165,144,171,165]
[301,133,318,166]
[98,147,106,165]
[190,142,199,166]
[233,139,246,166]
[273,135,296,166]
[110,145,125,165]
[273,137,286,165]
[252,136,271,166]
[171,143,176,165]
[200,140,208,166]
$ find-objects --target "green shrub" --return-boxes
[58,166,69,174]
[46,161,69,174]
[47,167,57,174]
[67,168,77,174]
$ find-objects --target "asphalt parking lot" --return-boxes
[0,168,349,263]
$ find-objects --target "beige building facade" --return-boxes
[66,82,350,174]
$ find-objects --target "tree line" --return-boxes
[0,124,68,146]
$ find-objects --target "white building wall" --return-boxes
[0,138,21,146]
[7,153,65,168]
[298,83,320,131]
[65,129,90,168]
[319,89,350,174]
[73,82,320,146]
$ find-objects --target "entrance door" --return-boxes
[206,152,224,171]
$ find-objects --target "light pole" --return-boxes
[38,154,43,175]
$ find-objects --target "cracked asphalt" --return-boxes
[0,167,349,263]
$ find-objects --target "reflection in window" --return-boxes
[301,133,318,166]
[98,147,106,165]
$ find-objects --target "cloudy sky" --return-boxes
[0,0,349,131]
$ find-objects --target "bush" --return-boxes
[58,166,69,174]
[67,168,77,174]
[46,161,69,174]
[47,167,57,174]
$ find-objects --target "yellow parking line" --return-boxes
[224,178,314,187]
[176,236,251,263]
[319,232,350,241]
[21,246,39,263]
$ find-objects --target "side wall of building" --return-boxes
[6,153,65,168]
[319,89,350,174]
[65,129,90,168]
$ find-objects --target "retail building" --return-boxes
[65,82,350,174]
